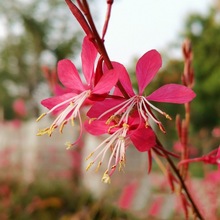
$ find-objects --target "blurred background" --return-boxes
[0,0,219,219]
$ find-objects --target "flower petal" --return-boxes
[54,84,73,96]
[129,124,156,152]
[87,98,124,119]
[81,37,97,86]
[41,93,75,113]
[136,50,162,95]
[112,62,135,97]
[84,120,108,135]
[92,68,118,94]
[58,59,85,92]
[146,84,196,103]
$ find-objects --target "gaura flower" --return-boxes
[36,36,118,147]
[87,49,196,133]
[84,49,190,183]
[84,115,156,183]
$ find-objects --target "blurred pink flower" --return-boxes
[148,197,164,217]
[118,181,138,209]
[13,98,27,117]
[212,127,220,138]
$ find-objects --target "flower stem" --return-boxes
[75,0,129,98]
[102,0,114,40]
[155,139,204,220]
[166,155,204,219]
[179,39,194,179]
[65,0,93,37]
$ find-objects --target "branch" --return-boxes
[155,139,204,220]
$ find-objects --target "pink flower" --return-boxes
[36,36,118,147]
[206,169,220,184]
[148,197,164,217]
[84,115,156,183]
[13,98,27,117]
[212,127,220,138]
[84,50,185,182]
[118,181,138,209]
[88,49,196,133]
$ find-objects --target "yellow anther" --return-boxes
[65,142,72,150]
[85,152,94,161]
[102,171,111,184]
[71,117,75,126]
[86,162,94,171]
[119,162,125,172]
[36,128,49,136]
[106,115,115,125]
[36,113,46,122]
[95,161,102,172]
[119,157,126,171]
[118,136,125,141]
[88,118,96,124]
[59,120,67,133]
[113,115,121,124]
[108,124,119,133]
[122,123,129,129]
[48,124,56,136]
[111,165,116,170]
[163,112,172,120]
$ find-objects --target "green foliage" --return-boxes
[0,0,81,119]
[183,8,220,130]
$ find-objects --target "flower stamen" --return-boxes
[36,90,91,137]
[95,161,102,172]
[96,95,171,134]
[102,170,111,184]
[59,120,67,133]
[86,123,129,182]
[65,142,72,150]
[86,162,94,171]
[36,113,46,122]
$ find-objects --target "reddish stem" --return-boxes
[179,39,194,179]
[155,140,204,220]
[178,157,204,166]
[78,0,129,98]
[65,0,93,38]
[102,0,114,40]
